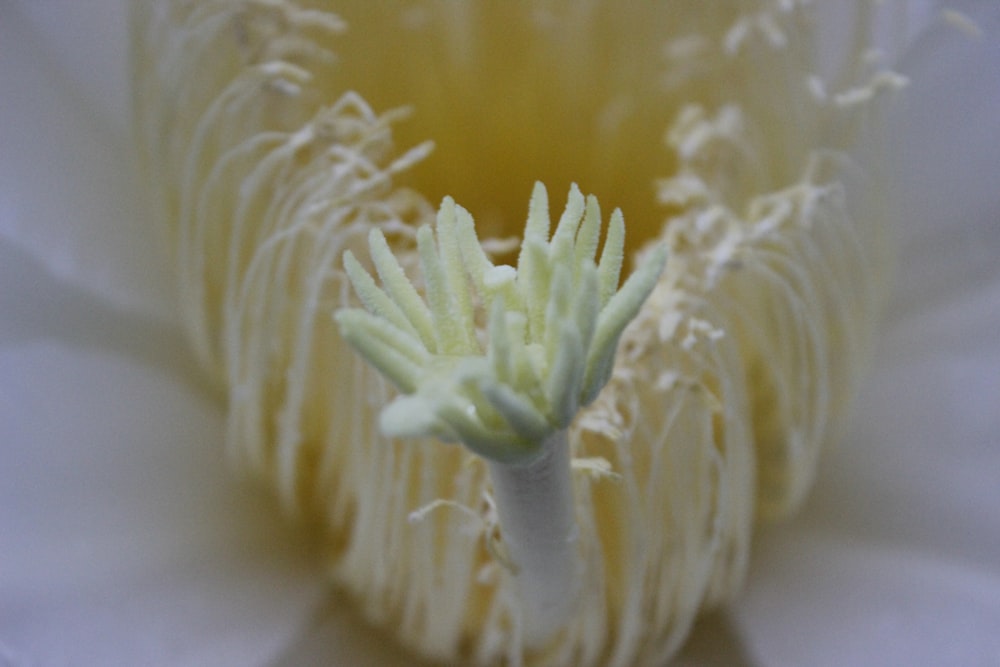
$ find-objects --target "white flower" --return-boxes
[2,1,999,665]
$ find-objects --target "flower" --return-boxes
[2,0,999,665]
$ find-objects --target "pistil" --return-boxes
[335,182,665,648]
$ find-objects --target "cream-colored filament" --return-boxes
[132,1,904,664]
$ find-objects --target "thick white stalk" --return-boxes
[335,183,664,653]
[487,429,580,649]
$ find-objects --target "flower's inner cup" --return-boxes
[324,4,683,255]
[132,1,909,663]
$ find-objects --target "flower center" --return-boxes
[321,3,687,253]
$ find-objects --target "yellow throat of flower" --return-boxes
[132,1,906,664]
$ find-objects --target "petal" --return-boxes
[0,340,330,666]
[9,0,131,138]
[0,1,174,323]
[732,4,1000,665]
[888,1,1000,323]
[735,529,1000,667]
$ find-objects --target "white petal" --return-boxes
[888,1,1000,324]
[734,303,1000,665]
[735,528,1000,667]
[733,4,1000,665]
[812,0,938,81]
[9,0,131,138]
[0,2,174,323]
[0,232,409,664]
[0,341,332,666]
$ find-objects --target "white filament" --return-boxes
[131,1,905,664]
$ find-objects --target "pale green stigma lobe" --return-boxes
[335,182,666,464]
